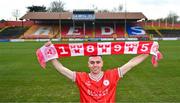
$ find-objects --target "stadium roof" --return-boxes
[20,12,147,20]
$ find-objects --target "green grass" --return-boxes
[0,41,180,102]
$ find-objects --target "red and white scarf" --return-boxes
[36,41,163,68]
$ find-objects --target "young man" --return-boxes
[45,41,149,102]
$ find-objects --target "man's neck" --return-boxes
[89,71,104,82]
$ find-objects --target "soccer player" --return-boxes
[45,41,149,102]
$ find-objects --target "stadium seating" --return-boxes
[0,26,28,39]
[0,22,149,39]
[146,30,161,37]
[1,20,180,39]
[159,30,180,37]
[146,29,180,37]
[21,25,58,39]
[61,25,85,38]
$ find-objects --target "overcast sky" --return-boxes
[0,0,179,20]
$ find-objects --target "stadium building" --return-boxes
[19,10,148,41]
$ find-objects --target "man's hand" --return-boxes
[45,41,52,47]
[36,41,52,69]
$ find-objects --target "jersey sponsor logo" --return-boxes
[87,89,108,97]
[103,80,110,86]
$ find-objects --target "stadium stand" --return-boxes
[18,11,148,40]
[146,30,161,37]
[145,29,180,37]
[0,21,33,28]
[0,26,29,39]
[140,21,180,38]
[0,23,6,28]
[20,25,59,39]
[159,29,180,37]
[19,22,147,39]
[1,11,179,41]
[61,23,125,38]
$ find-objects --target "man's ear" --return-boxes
[88,61,91,67]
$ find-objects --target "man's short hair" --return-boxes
[89,55,102,58]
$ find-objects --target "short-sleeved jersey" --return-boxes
[75,68,121,103]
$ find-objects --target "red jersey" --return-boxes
[75,68,121,103]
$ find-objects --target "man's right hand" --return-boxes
[45,41,52,47]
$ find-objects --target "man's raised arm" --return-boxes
[119,54,149,77]
[45,41,75,81]
[51,59,75,81]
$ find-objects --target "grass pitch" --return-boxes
[0,41,180,102]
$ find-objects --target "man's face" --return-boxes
[88,56,103,74]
